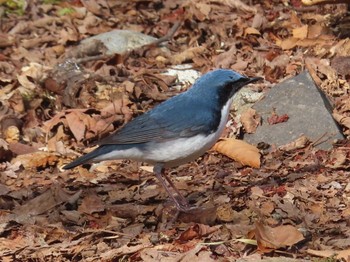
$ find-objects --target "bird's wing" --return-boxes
[98,95,219,145]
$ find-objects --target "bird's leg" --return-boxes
[162,172,190,209]
[153,164,190,211]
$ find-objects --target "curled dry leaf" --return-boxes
[213,138,260,168]
[250,222,305,253]
[307,248,350,260]
[213,0,258,13]
[177,224,219,243]
[279,135,310,151]
[4,126,20,143]
[301,0,339,5]
[17,62,51,91]
[293,25,308,39]
[244,27,261,36]
[11,151,59,169]
[0,115,23,143]
[267,112,289,125]
[241,108,260,134]
[333,112,350,129]
[65,111,88,142]
[170,46,207,65]
[326,149,347,169]
[78,193,105,214]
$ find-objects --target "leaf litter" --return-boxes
[1,0,350,261]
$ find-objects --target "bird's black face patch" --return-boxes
[217,77,258,106]
[217,82,234,106]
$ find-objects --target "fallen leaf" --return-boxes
[245,27,261,36]
[213,138,260,168]
[279,135,310,151]
[251,222,304,253]
[241,108,260,133]
[11,185,81,224]
[170,46,207,65]
[177,224,218,243]
[78,193,105,214]
[11,151,59,169]
[307,248,350,260]
[292,25,308,39]
[216,204,235,222]
[267,112,289,125]
[333,112,350,129]
[301,0,330,5]
[65,111,87,142]
[326,149,347,169]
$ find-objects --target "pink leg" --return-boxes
[153,164,190,211]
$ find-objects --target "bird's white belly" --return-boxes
[145,133,218,167]
[144,98,232,167]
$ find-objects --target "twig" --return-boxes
[75,54,113,64]
[146,21,182,47]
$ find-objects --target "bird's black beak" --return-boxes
[245,76,263,85]
[231,76,263,93]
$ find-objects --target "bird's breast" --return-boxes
[144,98,233,167]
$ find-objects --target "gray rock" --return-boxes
[244,71,343,150]
[163,64,201,88]
[232,87,264,115]
[81,30,159,55]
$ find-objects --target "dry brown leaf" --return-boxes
[214,45,237,68]
[11,151,59,169]
[177,224,218,242]
[101,235,152,260]
[301,0,340,5]
[308,24,324,38]
[170,46,207,65]
[331,38,350,57]
[307,248,350,260]
[279,135,310,151]
[81,0,110,17]
[17,62,50,91]
[4,126,20,143]
[195,3,211,18]
[8,90,25,113]
[253,222,304,252]
[245,27,261,36]
[241,108,260,134]
[78,193,105,214]
[213,138,260,168]
[260,201,275,216]
[65,111,87,142]
[214,0,258,13]
[326,149,347,169]
[8,142,38,155]
[292,25,308,39]
[333,112,350,129]
[12,185,81,223]
[216,204,235,222]
[277,37,299,50]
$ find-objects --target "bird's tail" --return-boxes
[63,146,108,169]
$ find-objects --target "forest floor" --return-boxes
[1,0,350,261]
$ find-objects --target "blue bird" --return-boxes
[63,69,262,211]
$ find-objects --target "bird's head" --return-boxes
[188,69,262,107]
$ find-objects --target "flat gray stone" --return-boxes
[244,71,343,150]
[81,30,159,55]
